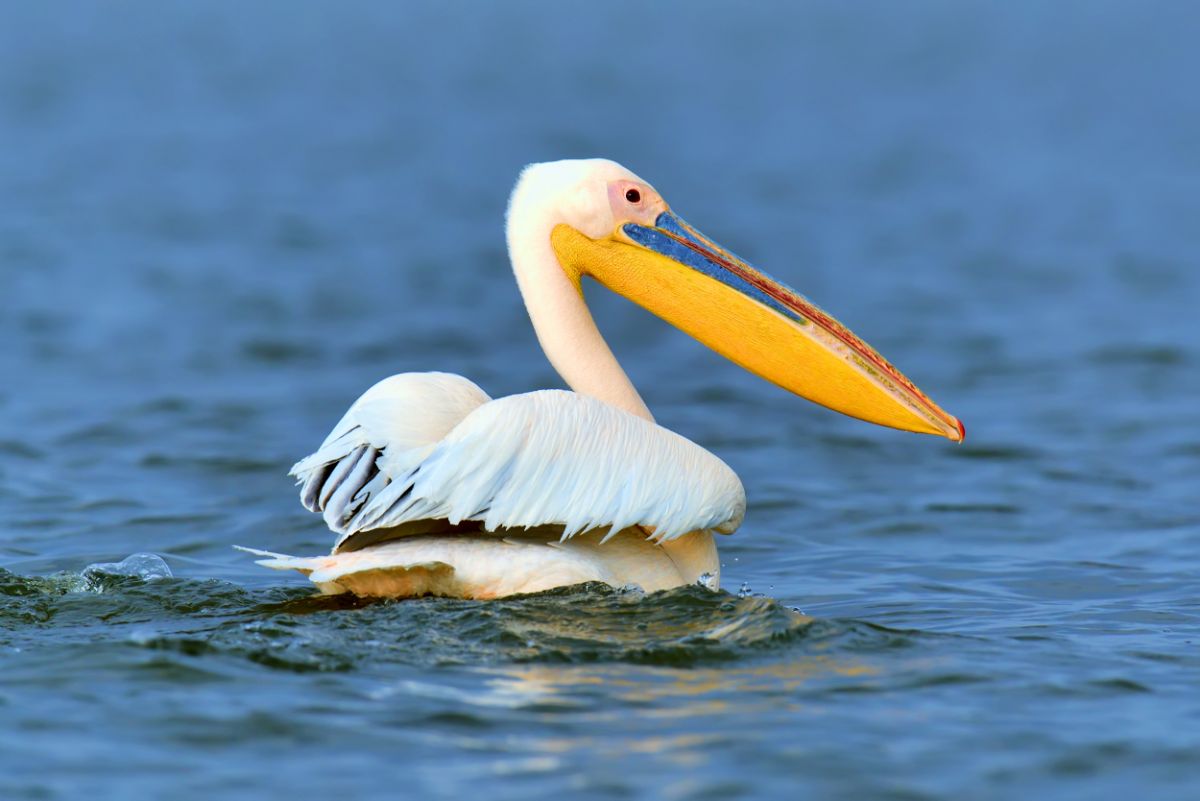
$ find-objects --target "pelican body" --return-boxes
[241,160,963,599]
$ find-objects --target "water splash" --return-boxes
[83,553,174,584]
[0,555,177,602]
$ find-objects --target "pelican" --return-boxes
[239,159,963,599]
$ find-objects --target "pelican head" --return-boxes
[508,159,963,441]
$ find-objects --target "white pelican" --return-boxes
[239,159,963,599]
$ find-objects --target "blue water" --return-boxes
[2,2,1198,799]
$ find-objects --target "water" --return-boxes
[2,2,1198,798]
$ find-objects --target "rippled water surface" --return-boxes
[2,2,1199,799]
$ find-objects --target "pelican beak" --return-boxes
[550,211,964,441]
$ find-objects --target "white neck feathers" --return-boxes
[505,163,653,422]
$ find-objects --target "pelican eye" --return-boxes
[625,188,641,204]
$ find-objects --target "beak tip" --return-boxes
[953,418,966,443]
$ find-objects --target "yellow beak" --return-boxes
[550,211,964,441]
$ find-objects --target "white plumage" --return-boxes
[238,154,960,594]
[295,373,743,547]
[240,160,748,598]
[290,372,491,538]
[244,371,742,598]
[240,158,960,599]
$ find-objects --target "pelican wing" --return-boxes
[295,386,745,552]
[290,372,492,535]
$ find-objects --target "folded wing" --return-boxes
[291,372,491,538]
[292,379,746,553]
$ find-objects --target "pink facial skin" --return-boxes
[607,180,669,227]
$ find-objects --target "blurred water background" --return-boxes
[2,2,1198,799]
